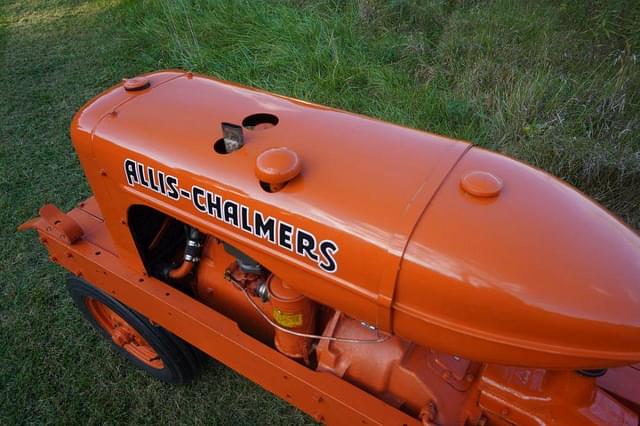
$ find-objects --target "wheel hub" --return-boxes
[84,298,165,369]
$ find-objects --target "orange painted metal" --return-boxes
[317,312,479,424]
[255,146,302,192]
[598,365,640,413]
[123,76,150,91]
[18,204,84,244]
[396,147,640,368]
[66,70,640,369]
[19,69,640,424]
[459,171,503,198]
[26,202,639,425]
[473,366,638,426]
[26,204,420,425]
[70,70,469,349]
[316,313,640,425]
[196,239,275,344]
[168,260,194,280]
[268,275,316,361]
[85,298,164,369]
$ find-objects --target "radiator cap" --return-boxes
[460,170,503,198]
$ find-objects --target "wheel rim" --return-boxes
[85,298,165,369]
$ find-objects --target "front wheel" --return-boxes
[67,276,202,384]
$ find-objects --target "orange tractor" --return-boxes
[20,71,640,425]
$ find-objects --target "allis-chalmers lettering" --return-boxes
[124,158,339,273]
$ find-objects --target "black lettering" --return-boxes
[166,176,179,200]
[296,229,319,261]
[148,166,159,192]
[206,192,222,219]
[254,211,276,243]
[318,240,338,273]
[137,163,149,187]
[278,222,293,251]
[124,159,138,186]
[223,200,239,227]
[240,205,253,234]
[192,186,206,212]
[158,171,166,195]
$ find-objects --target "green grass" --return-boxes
[1,0,638,424]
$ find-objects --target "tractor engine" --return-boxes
[21,70,640,425]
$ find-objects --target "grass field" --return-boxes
[1,0,639,424]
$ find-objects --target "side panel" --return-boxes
[71,71,187,275]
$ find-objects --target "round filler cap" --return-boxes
[255,147,302,185]
[460,171,503,198]
[123,76,150,91]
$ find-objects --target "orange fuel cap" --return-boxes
[460,171,503,198]
[123,76,150,91]
[255,147,302,186]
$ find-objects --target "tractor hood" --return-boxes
[70,71,640,369]
[397,147,640,368]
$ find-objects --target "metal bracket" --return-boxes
[38,204,84,244]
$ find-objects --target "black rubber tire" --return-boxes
[67,276,202,384]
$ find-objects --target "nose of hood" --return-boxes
[395,147,640,368]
